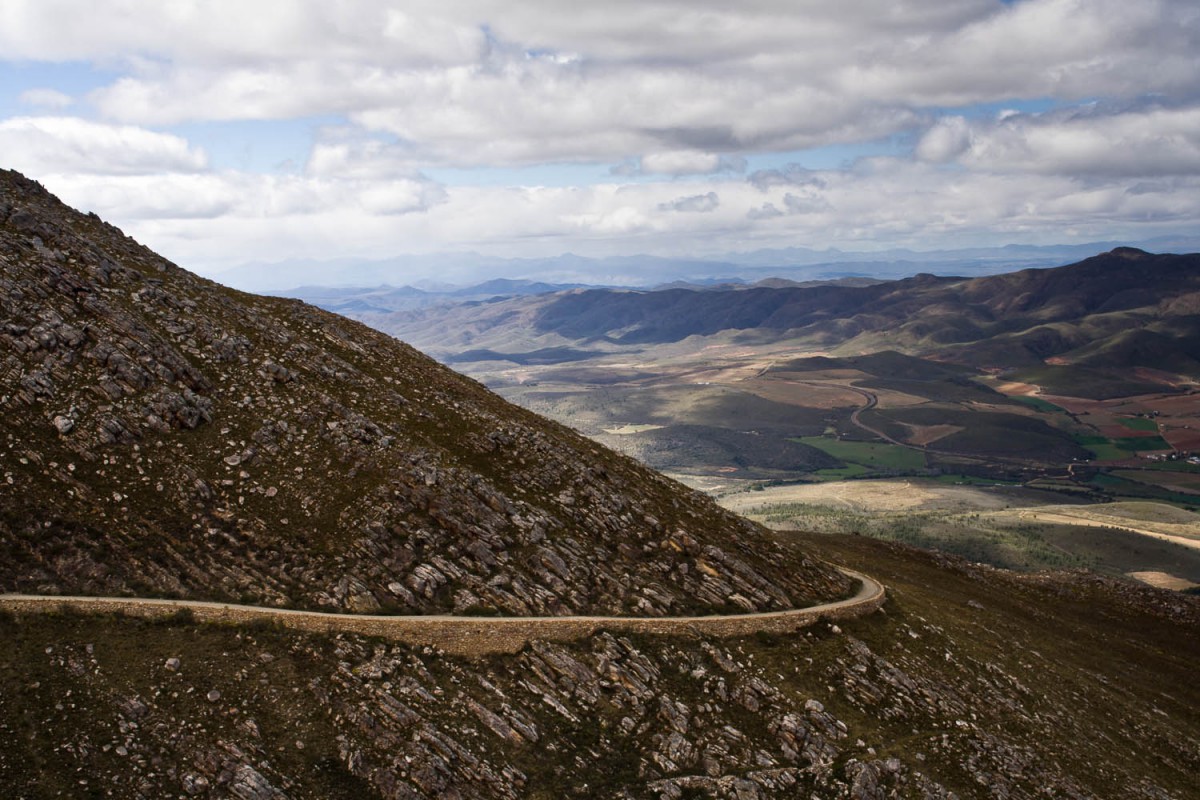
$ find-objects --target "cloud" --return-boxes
[658,191,718,213]
[3,1,1191,168]
[305,134,425,180]
[917,104,1200,177]
[748,164,827,192]
[3,2,1198,271]
[18,88,72,109]
[914,116,972,163]
[20,153,1194,287]
[614,152,746,177]
[782,192,831,215]
[746,203,783,220]
[0,116,207,176]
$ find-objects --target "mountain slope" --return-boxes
[2,533,1196,798]
[0,169,850,615]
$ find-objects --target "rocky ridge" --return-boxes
[0,169,850,615]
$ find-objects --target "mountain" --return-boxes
[370,248,1200,394]
[268,279,603,317]
[0,169,849,616]
[2,170,1198,799]
[214,237,1200,294]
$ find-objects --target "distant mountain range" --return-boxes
[216,234,1200,293]
[336,247,1200,396]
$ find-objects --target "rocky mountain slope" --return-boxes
[2,533,1197,798]
[0,169,850,615]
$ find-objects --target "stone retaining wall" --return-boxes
[0,571,884,657]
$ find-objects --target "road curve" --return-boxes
[0,568,885,656]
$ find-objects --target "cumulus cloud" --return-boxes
[0,116,207,176]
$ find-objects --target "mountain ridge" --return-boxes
[361,247,1200,388]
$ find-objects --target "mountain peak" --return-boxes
[1107,246,1152,259]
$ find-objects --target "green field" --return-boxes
[1145,460,1200,474]
[1014,396,1070,414]
[1075,432,1171,460]
[1118,416,1160,432]
[810,464,872,481]
[795,436,927,472]
[1088,473,1200,508]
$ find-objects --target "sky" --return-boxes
[1,0,1199,286]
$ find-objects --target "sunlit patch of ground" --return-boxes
[1006,505,1200,552]
[602,423,665,435]
[1126,570,1199,590]
[717,479,1033,515]
[899,423,964,446]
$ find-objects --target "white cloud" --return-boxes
[915,116,972,163]
[32,156,1199,279]
[2,1,1198,270]
[918,104,1200,177]
[3,1,1192,168]
[18,88,72,109]
[0,116,207,176]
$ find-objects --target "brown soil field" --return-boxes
[1031,391,1200,451]
[1147,393,1200,414]
[1097,424,1162,439]
[1163,427,1200,450]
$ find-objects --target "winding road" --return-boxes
[0,568,885,656]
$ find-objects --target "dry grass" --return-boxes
[719,479,1030,515]
[999,505,1200,551]
[1126,570,1200,590]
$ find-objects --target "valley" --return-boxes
[323,250,1200,591]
